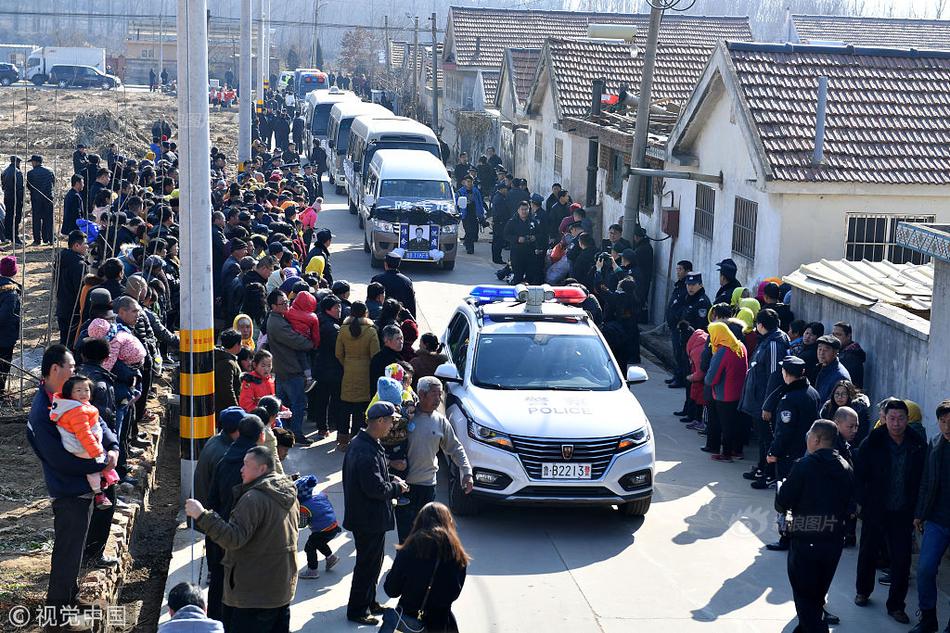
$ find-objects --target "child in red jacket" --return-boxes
[240,350,277,412]
[283,290,321,387]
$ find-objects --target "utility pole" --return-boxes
[256,0,265,100]
[239,0,252,164]
[263,0,271,88]
[158,0,164,83]
[312,0,321,67]
[622,2,661,240]
[384,15,390,76]
[177,0,214,500]
[430,11,438,130]
[412,16,419,107]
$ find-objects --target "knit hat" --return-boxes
[218,406,245,433]
[376,376,403,406]
[0,256,17,277]
[384,363,406,383]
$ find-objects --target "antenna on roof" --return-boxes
[812,76,828,166]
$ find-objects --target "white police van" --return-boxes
[434,285,655,517]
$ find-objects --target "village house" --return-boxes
[655,42,950,327]
[789,12,950,47]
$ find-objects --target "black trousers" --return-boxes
[856,510,913,610]
[47,496,94,608]
[788,538,842,633]
[206,538,225,621]
[755,415,775,477]
[510,247,532,284]
[32,204,53,243]
[715,400,741,457]
[308,379,342,434]
[3,200,21,242]
[304,526,342,568]
[704,401,722,453]
[462,214,479,253]
[395,484,436,544]
[0,345,13,394]
[223,603,290,633]
[491,235,507,263]
[338,400,367,436]
[348,530,386,618]
[83,485,116,561]
[57,313,79,347]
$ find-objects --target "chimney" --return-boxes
[812,76,828,166]
[591,78,605,118]
[474,35,481,60]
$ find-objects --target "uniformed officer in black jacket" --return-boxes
[503,201,537,285]
[776,419,854,633]
[489,182,510,265]
[371,252,417,319]
[766,356,821,552]
[681,272,711,331]
[26,154,55,245]
[2,156,24,244]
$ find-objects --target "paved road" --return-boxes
[163,184,945,632]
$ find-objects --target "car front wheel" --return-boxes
[101,81,112,90]
[447,464,480,516]
[618,496,651,517]
[0,77,11,86]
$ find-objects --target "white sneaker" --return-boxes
[326,554,340,571]
[299,567,320,579]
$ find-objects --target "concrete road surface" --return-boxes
[163,184,946,632]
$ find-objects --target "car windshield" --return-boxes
[379,179,452,200]
[473,333,622,391]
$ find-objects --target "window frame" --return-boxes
[731,196,758,260]
[845,212,935,264]
[534,130,543,164]
[693,183,715,240]
[553,136,563,176]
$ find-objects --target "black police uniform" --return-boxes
[768,378,821,480]
[776,447,854,632]
[503,213,538,285]
[370,267,417,318]
[681,287,711,332]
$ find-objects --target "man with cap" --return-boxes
[765,355,821,552]
[342,401,408,626]
[665,260,693,386]
[456,174,485,255]
[714,258,742,305]
[681,272,711,332]
[371,252,417,318]
[488,182,511,265]
[1,156,24,245]
[55,230,88,345]
[26,154,55,245]
[776,419,854,632]
[220,239,248,291]
[546,189,573,245]
[814,335,851,403]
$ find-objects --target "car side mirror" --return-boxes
[435,362,462,384]
[626,366,648,385]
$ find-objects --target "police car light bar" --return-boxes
[469,285,587,305]
[469,286,517,304]
[551,287,588,304]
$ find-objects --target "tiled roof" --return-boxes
[727,42,950,185]
[422,42,444,86]
[784,258,933,316]
[508,47,542,104]
[792,14,950,49]
[481,70,499,104]
[545,38,714,119]
[446,6,752,68]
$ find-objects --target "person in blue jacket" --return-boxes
[26,344,119,627]
[456,175,485,255]
[296,474,342,579]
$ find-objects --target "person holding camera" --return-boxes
[503,201,538,285]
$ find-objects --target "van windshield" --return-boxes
[379,179,453,200]
[336,118,355,154]
[311,104,335,134]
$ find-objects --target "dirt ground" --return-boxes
[0,87,238,631]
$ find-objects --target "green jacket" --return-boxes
[197,471,299,609]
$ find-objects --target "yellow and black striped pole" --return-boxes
[177,0,215,501]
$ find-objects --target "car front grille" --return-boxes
[509,434,620,480]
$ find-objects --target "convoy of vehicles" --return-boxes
[433,285,655,517]
[25,46,107,85]
[294,68,330,98]
[325,101,391,194]
[360,149,458,270]
[303,87,359,149]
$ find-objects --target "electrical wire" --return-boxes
[646,0,698,10]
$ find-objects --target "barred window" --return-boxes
[846,213,934,264]
[694,183,715,240]
[534,131,543,164]
[554,137,563,176]
[608,150,625,199]
[732,196,758,259]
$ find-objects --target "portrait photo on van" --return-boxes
[402,224,438,253]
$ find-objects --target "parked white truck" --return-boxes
[25,47,106,85]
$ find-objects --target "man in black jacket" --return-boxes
[681,272,711,332]
[62,174,85,236]
[910,400,950,633]
[56,231,88,345]
[665,260,692,386]
[504,201,537,286]
[854,399,926,623]
[26,154,55,245]
[2,156,24,244]
[713,257,741,305]
[343,402,408,626]
[369,325,403,391]
[489,182,510,265]
[309,295,344,438]
[776,419,854,633]
[371,253,416,318]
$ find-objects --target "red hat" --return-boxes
[570,202,583,210]
[0,256,16,277]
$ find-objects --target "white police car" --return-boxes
[434,285,655,517]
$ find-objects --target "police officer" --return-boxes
[681,272,711,331]
[26,154,55,245]
[776,419,854,633]
[370,252,417,318]
[766,356,821,552]
[503,201,537,285]
[489,181,511,265]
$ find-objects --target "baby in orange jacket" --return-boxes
[50,376,120,509]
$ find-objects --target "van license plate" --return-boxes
[541,463,592,479]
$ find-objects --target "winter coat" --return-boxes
[681,290,711,331]
[705,346,748,402]
[739,329,789,417]
[62,188,84,235]
[815,359,851,403]
[775,448,854,541]
[456,185,485,220]
[370,347,403,396]
[819,393,872,447]
[371,269,417,318]
[916,434,950,523]
[157,604,224,632]
[264,312,313,381]
[193,432,233,506]
[768,378,821,461]
[76,362,116,432]
[0,277,21,349]
[342,430,400,533]
[285,291,320,346]
[336,318,380,403]
[196,472,299,609]
[411,349,448,388]
[56,249,86,320]
[400,318,419,361]
[665,278,689,327]
[239,370,276,412]
[313,312,343,385]
[384,547,467,629]
[685,329,709,406]
[213,348,242,413]
[838,342,866,388]
[26,386,119,499]
[26,164,55,215]
[855,425,926,520]
[50,397,103,459]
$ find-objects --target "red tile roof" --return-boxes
[727,42,950,185]
[446,6,752,68]
[792,14,950,49]
[508,47,542,104]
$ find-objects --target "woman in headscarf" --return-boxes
[233,313,257,350]
[730,286,751,308]
[703,322,748,462]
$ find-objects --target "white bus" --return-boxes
[325,101,392,194]
[345,116,441,215]
[303,87,359,150]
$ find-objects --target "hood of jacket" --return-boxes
[686,328,709,354]
[49,396,87,422]
[291,290,316,312]
[234,471,298,511]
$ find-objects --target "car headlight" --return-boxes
[441,224,457,234]
[467,419,513,451]
[374,219,395,233]
[617,427,651,452]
